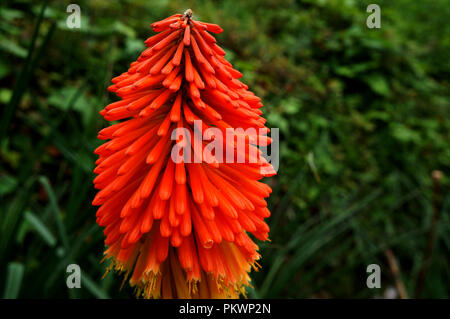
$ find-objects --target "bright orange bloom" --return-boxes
[93,10,276,298]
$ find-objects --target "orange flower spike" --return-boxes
[93,9,276,299]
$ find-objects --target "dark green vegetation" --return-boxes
[0,0,449,298]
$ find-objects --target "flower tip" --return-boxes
[184,9,193,19]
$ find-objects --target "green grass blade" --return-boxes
[81,272,110,299]
[3,262,25,299]
[0,178,35,264]
[24,210,57,247]
[38,176,69,249]
[43,224,99,293]
[0,0,49,140]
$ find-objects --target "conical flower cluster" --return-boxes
[93,10,276,298]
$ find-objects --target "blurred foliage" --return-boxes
[0,0,449,299]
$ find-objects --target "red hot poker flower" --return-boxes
[93,10,276,298]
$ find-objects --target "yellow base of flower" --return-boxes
[102,240,260,299]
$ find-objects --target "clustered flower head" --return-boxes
[93,10,276,298]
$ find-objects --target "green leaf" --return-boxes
[24,211,57,247]
[0,0,53,140]
[113,21,136,38]
[48,87,96,127]
[281,98,301,115]
[3,262,25,299]
[0,38,27,58]
[0,179,35,263]
[0,88,12,104]
[0,60,10,79]
[391,123,421,143]
[0,8,25,21]
[81,272,110,299]
[38,176,69,249]
[364,74,390,96]
[0,174,18,196]
[267,112,289,133]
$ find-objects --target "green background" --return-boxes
[0,0,449,298]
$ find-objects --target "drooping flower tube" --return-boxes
[93,10,276,298]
